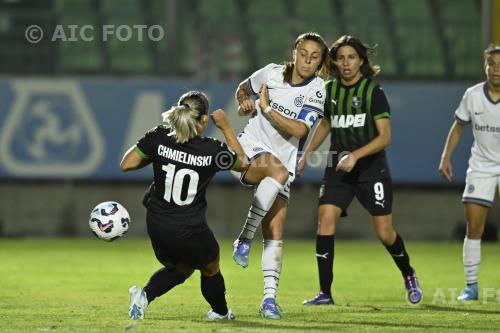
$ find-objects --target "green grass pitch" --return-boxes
[1,239,500,332]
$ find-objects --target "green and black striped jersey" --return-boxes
[324,77,390,153]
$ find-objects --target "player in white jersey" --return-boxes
[232,32,330,319]
[439,45,500,301]
[239,63,326,175]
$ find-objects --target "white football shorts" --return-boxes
[232,132,294,201]
[462,171,500,207]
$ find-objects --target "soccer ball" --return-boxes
[89,201,130,241]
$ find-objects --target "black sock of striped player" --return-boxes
[384,234,414,277]
[201,271,228,316]
[316,235,334,296]
[143,267,186,303]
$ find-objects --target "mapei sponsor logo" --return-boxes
[270,101,297,118]
[332,113,366,128]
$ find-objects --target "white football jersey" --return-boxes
[242,63,326,173]
[455,82,500,175]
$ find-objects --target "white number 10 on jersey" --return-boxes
[162,163,199,205]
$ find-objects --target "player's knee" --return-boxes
[262,221,283,240]
[317,216,335,234]
[317,206,340,234]
[201,268,219,277]
[201,259,220,277]
[466,222,484,238]
[262,156,288,184]
[173,261,197,278]
[376,228,395,245]
[270,165,289,185]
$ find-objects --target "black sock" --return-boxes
[143,267,186,303]
[316,235,335,296]
[384,234,414,277]
[201,271,228,316]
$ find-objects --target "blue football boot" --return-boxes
[128,286,148,320]
[259,297,281,319]
[457,283,479,301]
[405,272,423,304]
[302,291,334,306]
[232,238,252,268]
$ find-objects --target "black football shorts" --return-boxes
[318,170,393,217]
[146,210,220,270]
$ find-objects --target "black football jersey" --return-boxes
[324,77,390,153]
[135,125,237,218]
[324,78,392,182]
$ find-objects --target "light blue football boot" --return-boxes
[128,286,148,320]
[259,297,281,320]
[457,283,479,301]
[207,309,235,321]
[232,238,252,268]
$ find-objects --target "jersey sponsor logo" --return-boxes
[316,91,323,98]
[269,100,297,118]
[332,113,366,128]
[474,123,500,133]
[352,96,363,108]
[294,95,305,107]
[308,96,323,104]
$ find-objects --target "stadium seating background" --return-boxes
[0,0,497,239]
[0,0,484,79]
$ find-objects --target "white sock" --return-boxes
[238,177,283,240]
[262,239,283,300]
[463,237,481,285]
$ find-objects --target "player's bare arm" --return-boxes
[438,120,464,182]
[235,80,256,116]
[296,117,331,176]
[120,146,151,171]
[336,118,391,172]
[211,109,249,172]
[259,84,308,139]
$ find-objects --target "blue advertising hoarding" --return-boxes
[0,78,474,183]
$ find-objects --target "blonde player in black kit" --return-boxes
[120,91,248,321]
[297,36,422,305]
